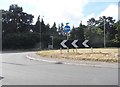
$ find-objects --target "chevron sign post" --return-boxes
[60,40,90,48]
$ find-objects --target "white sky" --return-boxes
[0,0,119,27]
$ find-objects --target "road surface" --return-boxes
[0,52,118,85]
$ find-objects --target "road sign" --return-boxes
[60,40,68,48]
[82,40,89,47]
[71,40,78,48]
[64,25,70,33]
[60,40,90,48]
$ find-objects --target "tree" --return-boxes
[70,22,85,40]
[58,23,64,35]
[34,15,40,33]
[75,22,85,40]
[41,18,46,34]
[2,4,34,34]
[115,20,120,40]
[96,16,116,40]
[2,4,41,49]
[41,19,50,48]
[50,22,58,36]
[85,17,104,47]
[113,20,120,47]
[70,26,76,39]
[86,18,96,40]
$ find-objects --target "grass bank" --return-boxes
[37,48,119,63]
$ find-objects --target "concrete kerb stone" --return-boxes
[26,55,58,63]
[26,54,118,68]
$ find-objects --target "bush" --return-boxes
[53,37,63,49]
[2,33,40,49]
[107,39,120,47]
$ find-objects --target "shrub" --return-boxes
[2,33,40,49]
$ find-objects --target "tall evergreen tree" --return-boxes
[70,26,76,39]
[34,15,40,33]
[50,22,58,36]
[77,22,85,40]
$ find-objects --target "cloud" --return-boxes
[82,13,95,25]
[0,0,89,27]
[81,3,118,25]
[88,0,119,2]
[97,4,118,21]
[1,0,118,27]
[31,0,89,27]
[2,0,88,27]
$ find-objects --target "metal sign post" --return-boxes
[64,23,70,40]
[64,23,71,52]
[104,19,106,48]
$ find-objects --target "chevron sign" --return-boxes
[60,40,90,48]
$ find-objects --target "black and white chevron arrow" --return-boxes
[71,40,79,48]
[60,40,68,48]
[60,40,90,48]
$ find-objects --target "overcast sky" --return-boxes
[0,0,119,27]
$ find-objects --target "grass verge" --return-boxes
[37,48,119,63]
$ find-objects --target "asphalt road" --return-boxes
[0,52,118,85]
